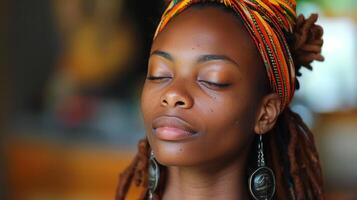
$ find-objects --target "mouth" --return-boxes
[152,116,198,141]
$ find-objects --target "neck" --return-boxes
[162,155,250,200]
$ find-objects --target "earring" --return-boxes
[248,135,276,200]
[148,150,160,200]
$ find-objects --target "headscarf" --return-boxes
[153,0,297,109]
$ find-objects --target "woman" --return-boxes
[117,0,324,199]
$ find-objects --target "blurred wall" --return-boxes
[4,0,165,199]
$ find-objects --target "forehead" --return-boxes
[151,6,260,69]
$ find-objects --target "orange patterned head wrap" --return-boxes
[154,0,297,109]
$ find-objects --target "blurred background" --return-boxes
[1,0,356,199]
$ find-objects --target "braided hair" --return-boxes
[116,4,324,200]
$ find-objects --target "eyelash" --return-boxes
[147,76,230,89]
[198,80,230,88]
[146,76,172,80]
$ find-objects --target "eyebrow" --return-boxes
[151,50,174,61]
[197,54,239,67]
[150,50,239,67]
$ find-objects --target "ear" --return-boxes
[254,93,282,134]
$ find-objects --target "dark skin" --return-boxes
[141,6,282,200]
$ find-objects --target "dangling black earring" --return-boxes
[148,150,160,200]
[248,135,276,200]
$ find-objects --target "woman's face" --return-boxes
[141,6,269,167]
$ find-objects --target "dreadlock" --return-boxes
[116,3,324,200]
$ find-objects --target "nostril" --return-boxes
[162,99,168,106]
[176,101,185,107]
[161,93,192,108]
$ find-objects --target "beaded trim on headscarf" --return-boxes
[154,0,297,109]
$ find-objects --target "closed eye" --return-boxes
[146,76,172,80]
[198,80,230,88]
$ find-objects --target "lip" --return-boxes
[152,116,197,141]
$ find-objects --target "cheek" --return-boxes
[140,84,157,129]
[140,85,157,152]
[205,87,257,134]
[199,92,255,156]
[204,99,255,154]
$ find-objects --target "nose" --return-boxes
[160,84,193,109]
